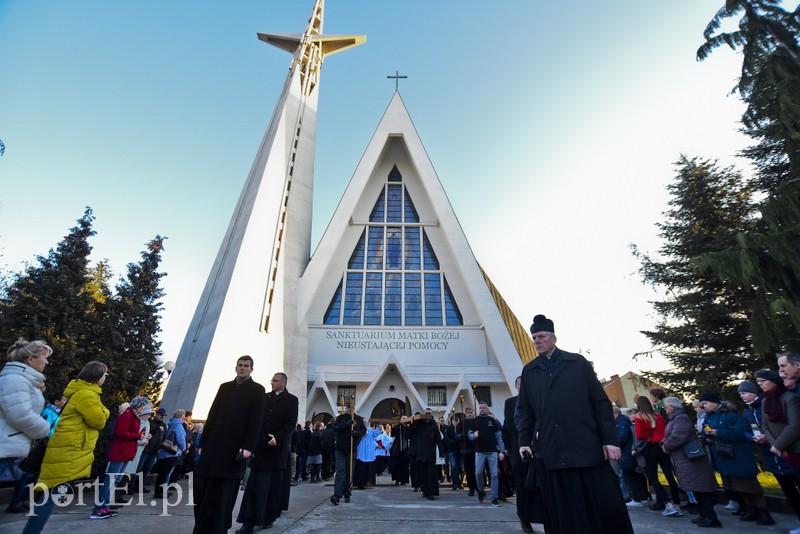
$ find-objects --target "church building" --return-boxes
[161,0,535,422]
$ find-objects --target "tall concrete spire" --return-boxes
[162,0,365,417]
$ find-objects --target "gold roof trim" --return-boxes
[479,266,538,365]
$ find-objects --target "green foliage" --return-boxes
[697,1,800,354]
[632,156,764,396]
[0,208,168,422]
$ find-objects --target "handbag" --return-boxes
[160,427,178,454]
[19,438,48,473]
[682,439,706,460]
[632,421,655,457]
[715,441,735,459]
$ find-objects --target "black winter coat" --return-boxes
[296,427,311,453]
[195,376,266,479]
[250,390,298,471]
[517,347,618,471]
[331,413,366,452]
[414,419,443,462]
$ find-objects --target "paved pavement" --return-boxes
[2,474,800,533]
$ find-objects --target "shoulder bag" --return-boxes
[632,420,655,457]
[682,439,706,460]
[161,426,178,454]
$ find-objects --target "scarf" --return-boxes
[763,383,788,422]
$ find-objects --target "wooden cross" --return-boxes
[386,70,408,91]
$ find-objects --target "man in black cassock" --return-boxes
[415,408,443,500]
[234,372,298,534]
[193,356,265,534]
[517,315,633,534]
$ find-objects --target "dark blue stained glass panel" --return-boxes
[403,189,419,223]
[367,227,384,269]
[404,273,422,326]
[388,165,402,182]
[364,273,383,325]
[386,227,402,270]
[323,279,343,325]
[370,189,386,223]
[348,230,366,269]
[387,184,403,223]
[424,273,443,326]
[384,273,402,325]
[443,276,463,326]
[343,273,363,325]
[404,227,420,270]
[422,231,439,270]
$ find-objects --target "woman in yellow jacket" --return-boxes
[22,361,110,534]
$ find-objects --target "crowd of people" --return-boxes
[613,365,800,533]
[3,330,800,534]
[0,338,202,533]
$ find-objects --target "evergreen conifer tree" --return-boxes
[632,156,762,395]
[697,1,800,353]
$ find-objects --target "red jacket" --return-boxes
[107,407,142,462]
[634,414,666,443]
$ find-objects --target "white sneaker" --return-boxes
[724,500,739,512]
[626,501,644,508]
[661,506,684,517]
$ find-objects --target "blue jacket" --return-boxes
[742,397,795,476]
[158,418,187,459]
[704,407,758,478]
[616,415,636,470]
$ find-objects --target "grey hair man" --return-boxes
[778,353,800,382]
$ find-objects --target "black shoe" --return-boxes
[235,523,254,534]
[491,498,500,507]
[691,516,707,524]
[739,510,758,521]
[330,495,339,505]
[755,510,775,525]
[5,502,28,514]
[468,490,475,496]
[520,520,534,533]
[344,496,350,503]
[426,496,435,500]
[263,523,273,530]
[697,518,722,528]
[649,502,666,511]
[478,490,485,503]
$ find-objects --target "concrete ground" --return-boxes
[1,473,799,533]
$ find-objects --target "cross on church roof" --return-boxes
[386,70,408,92]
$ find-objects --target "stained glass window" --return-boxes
[322,165,462,326]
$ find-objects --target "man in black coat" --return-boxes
[234,372,298,534]
[321,421,336,480]
[455,406,478,495]
[517,315,633,534]
[415,408,443,500]
[294,421,311,482]
[329,403,366,505]
[193,356,266,534]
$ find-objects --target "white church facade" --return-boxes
[299,93,535,423]
[161,0,536,422]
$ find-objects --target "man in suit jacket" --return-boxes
[517,315,633,534]
[234,372,298,534]
[193,356,265,534]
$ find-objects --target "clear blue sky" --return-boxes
[0,1,750,380]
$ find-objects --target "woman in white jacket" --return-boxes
[0,339,53,477]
